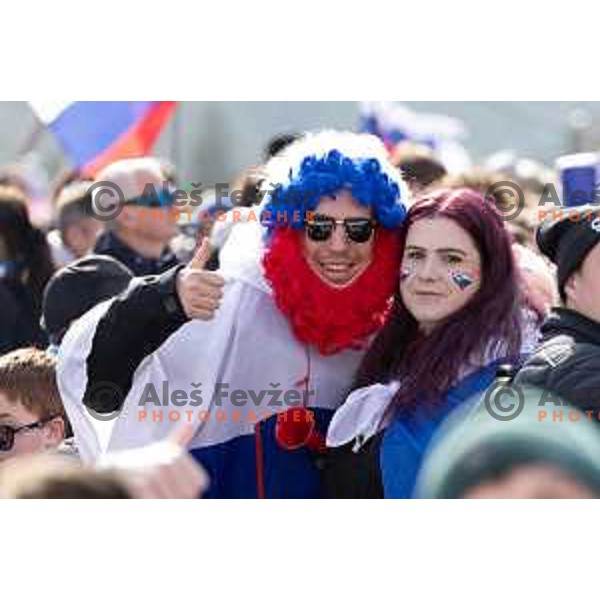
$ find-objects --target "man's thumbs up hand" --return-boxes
[176,238,225,321]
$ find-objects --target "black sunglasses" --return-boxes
[0,416,58,452]
[305,214,376,244]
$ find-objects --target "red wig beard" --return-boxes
[262,227,401,356]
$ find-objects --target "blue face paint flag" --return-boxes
[451,271,474,290]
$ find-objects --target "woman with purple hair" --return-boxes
[325,187,528,498]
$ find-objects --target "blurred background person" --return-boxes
[415,388,600,499]
[511,243,558,324]
[171,185,233,268]
[484,149,557,200]
[0,185,55,353]
[92,157,181,276]
[47,176,103,268]
[438,167,539,250]
[264,132,302,160]
[205,166,265,269]
[390,141,447,195]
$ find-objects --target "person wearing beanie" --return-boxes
[415,387,600,499]
[515,204,600,414]
[42,255,134,347]
[57,131,410,495]
[93,157,180,276]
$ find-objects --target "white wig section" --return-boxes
[259,129,411,210]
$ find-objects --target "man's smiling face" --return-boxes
[302,190,375,288]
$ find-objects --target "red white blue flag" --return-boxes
[29,101,177,176]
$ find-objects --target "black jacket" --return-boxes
[323,433,385,498]
[80,265,188,414]
[94,231,180,277]
[0,280,47,354]
[515,308,600,412]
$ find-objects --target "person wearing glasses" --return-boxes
[92,158,181,277]
[0,348,68,461]
[57,130,409,497]
[325,187,530,498]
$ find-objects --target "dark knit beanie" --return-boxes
[536,204,600,298]
[42,254,134,344]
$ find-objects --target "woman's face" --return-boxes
[400,216,482,332]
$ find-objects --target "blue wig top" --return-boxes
[259,130,410,231]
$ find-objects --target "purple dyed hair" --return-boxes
[354,187,523,415]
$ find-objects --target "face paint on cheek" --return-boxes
[449,269,480,291]
[400,264,415,283]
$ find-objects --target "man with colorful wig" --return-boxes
[57,131,409,498]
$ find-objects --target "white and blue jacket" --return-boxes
[57,224,364,498]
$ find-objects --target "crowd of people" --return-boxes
[2,125,599,499]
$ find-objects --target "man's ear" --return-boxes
[563,272,579,307]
